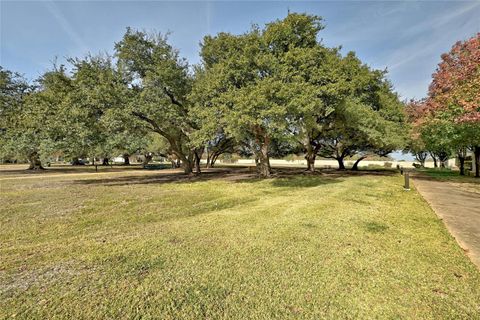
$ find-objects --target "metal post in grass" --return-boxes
[404,171,410,190]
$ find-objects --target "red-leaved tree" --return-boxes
[428,33,480,122]
[407,34,480,176]
[427,33,480,176]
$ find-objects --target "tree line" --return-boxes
[1,14,476,178]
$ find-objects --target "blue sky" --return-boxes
[1,1,479,101]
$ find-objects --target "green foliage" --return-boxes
[115,28,200,173]
[316,60,406,164]
[2,13,407,175]
[194,13,405,175]
[0,66,67,167]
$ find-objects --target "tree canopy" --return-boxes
[1,13,414,177]
[408,33,480,176]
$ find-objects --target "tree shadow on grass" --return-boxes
[0,164,151,177]
[72,168,250,187]
[72,167,343,188]
[235,174,342,189]
[69,167,397,188]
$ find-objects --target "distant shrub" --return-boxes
[384,162,392,168]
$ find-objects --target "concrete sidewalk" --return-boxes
[413,176,480,268]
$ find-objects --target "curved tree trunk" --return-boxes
[210,153,220,168]
[336,157,346,170]
[438,152,449,168]
[351,156,366,171]
[27,152,44,170]
[206,151,211,168]
[415,151,428,168]
[430,152,438,168]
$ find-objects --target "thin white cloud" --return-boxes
[43,1,88,54]
[385,2,480,71]
[401,1,480,39]
[206,1,213,35]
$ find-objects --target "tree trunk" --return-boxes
[142,153,152,167]
[182,159,193,174]
[256,155,271,177]
[183,163,193,174]
[123,154,130,165]
[336,157,346,170]
[474,146,480,178]
[102,157,110,166]
[255,145,271,178]
[430,152,438,168]
[252,127,271,178]
[459,156,465,176]
[71,158,82,166]
[351,156,366,171]
[206,152,211,168]
[194,151,201,174]
[438,152,449,168]
[27,152,44,170]
[210,153,219,168]
[305,149,316,172]
[415,151,427,168]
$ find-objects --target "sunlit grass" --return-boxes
[1,169,479,319]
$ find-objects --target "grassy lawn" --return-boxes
[419,168,479,182]
[1,167,480,319]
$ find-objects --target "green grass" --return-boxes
[1,168,480,319]
[419,167,479,182]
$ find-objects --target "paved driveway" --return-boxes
[413,175,480,268]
